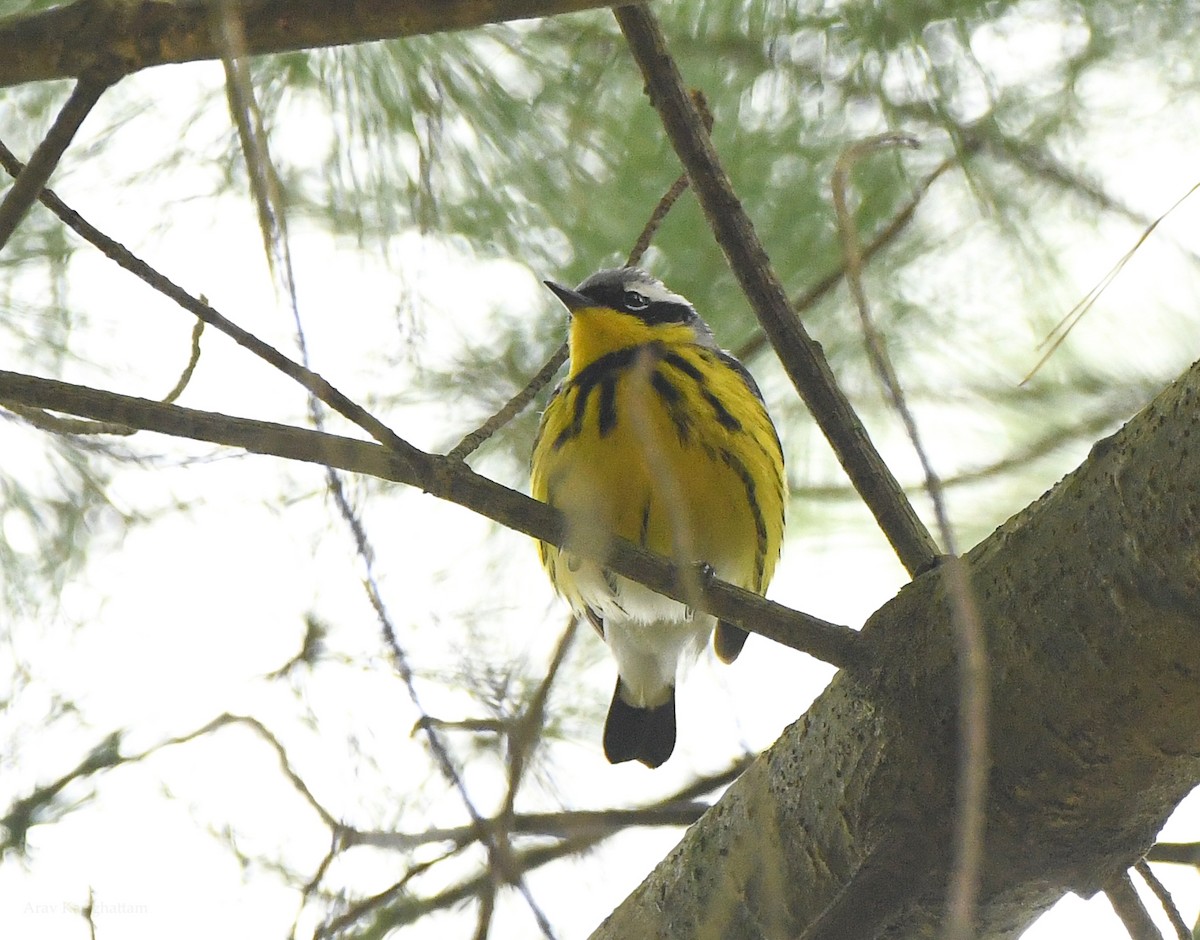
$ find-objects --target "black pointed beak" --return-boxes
[544,280,591,312]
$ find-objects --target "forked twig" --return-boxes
[447,109,710,464]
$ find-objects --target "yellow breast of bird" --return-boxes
[532,339,784,620]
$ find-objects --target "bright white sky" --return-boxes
[2,12,1200,940]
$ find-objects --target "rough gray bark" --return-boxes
[591,358,1200,939]
[0,0,626,89]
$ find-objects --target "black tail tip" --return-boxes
[714,620,749,663]
[603,682,676,769]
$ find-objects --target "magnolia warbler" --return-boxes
[530,267,786,768]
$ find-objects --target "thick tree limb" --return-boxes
[0,369,866,671]
[0,0,629,89]
[590,358,1200,938]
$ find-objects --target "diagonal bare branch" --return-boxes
[0,69,118,251]
[1134,860,1191,940]
[613,4,941,578]
[1104,870,1166,940]
[0,138,421,462]
[447,343,568,462]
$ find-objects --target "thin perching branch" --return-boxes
[0,369,867,671]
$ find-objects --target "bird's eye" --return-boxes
[623,291,649,311]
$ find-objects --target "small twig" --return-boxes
[1134,860,1191,940]
[290,836,339,940]
[1022,177,1200,384]
[0,67,119,252]
[627,171,689,267]
[352,801,715,850]
[81,887,97,940]
[134,713,342,831]
[446,342,568,462]
[217,0,289,286]
[314,842,469,939]
[415,716,511,736]
[3,402,136,436]
[161,317,205,404]
[1105,869,1166,940]
[500,617,580,826]
[831,133,988,940]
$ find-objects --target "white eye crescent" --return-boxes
[623,290,650,311]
